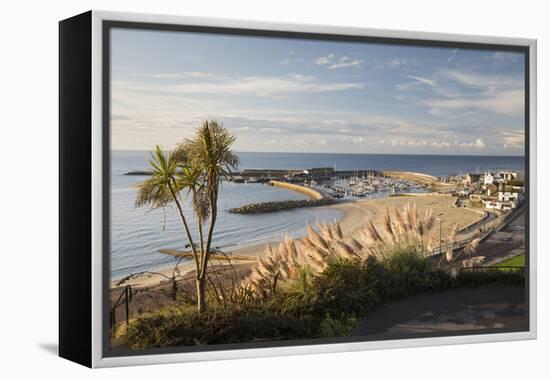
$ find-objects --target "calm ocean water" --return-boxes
[110,151,524,278]
[235,152,525,177]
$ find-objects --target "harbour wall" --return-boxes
[269,180,325,200]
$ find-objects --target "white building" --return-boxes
[486,191,524,210]
[498,191,519,203]
[485,200,514,211]
[483,172,503,185]
[499,171,518,181]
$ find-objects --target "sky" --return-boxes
[110,28,525,155]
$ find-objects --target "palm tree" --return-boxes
[135,121,238,313]
[175,120,239,312]
[135,146,200,276]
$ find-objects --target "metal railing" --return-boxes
[420,204,525,259]
[110,285,132,328]
[460,266,525,273]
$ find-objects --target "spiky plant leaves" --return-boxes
[464,238,480,256]
[410,204,420,233]
[462,256,485,268]
[423,208,434,230]
[284,236,300,264]
[383,207,398,245]
[394,206,407,233]
[347,237,363,252]
[135,146,181,209]
[332,222,344,240]
[335,241,360,260]
[445,245,453,262]
[318,222,334,240]
[366,220,385,245]
[448,223,458,243]
[415,220,425,240]
[306,224,330,250]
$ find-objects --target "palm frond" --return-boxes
[134,145,180,209]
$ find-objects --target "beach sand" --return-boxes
[113,194,482,289]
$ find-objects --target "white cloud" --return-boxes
[111,63,524,154]
[314,54,334,66]
[502,131,525,146]
[259,127,284,133]
[395,68,524,117]
[404,75,437,87]
[439,70,523,94]
[314,54,363,69]
[474,138,486,148]
[427,89,524,116]
[397,74,437,91]
[482,51,522,66]
[114,73,365,98]
[454,139,486,149]
[382,57,422,68]
[277,57,306,65]
[147,71,214,79]
[328,56,363,69]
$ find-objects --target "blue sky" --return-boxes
[111,28,525,155]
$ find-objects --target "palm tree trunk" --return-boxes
[196,278,206,312]
[201,189,218,276]
[193,188,206,259]
[168,182,200,270]
[196,186,219,313]
[195,195,207,313]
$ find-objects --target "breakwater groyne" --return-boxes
[228,180,331,214]
[228,198,335,214]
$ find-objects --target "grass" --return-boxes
[495,254,525,268]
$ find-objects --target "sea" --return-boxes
[110,151,524,279]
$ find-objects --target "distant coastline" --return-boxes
[114,150,525,178]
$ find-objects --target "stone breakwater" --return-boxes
[228,180,332,214]
[228,198,335,214]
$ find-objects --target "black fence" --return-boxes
[110,285,132,329]
[460,266,525,273]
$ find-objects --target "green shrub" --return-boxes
[278,266,318,314]
[125,302,313,349]
[319,314,358,338]
[382,249,432,274]
[311,260,378,318]
[455,269,525,287]
[123,259,525,349]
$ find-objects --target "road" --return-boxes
[352,286,527,337]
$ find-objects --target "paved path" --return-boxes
[353,286,527,336]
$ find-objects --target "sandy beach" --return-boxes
[112,194,483,289]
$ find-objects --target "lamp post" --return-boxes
[436,213,444,255]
